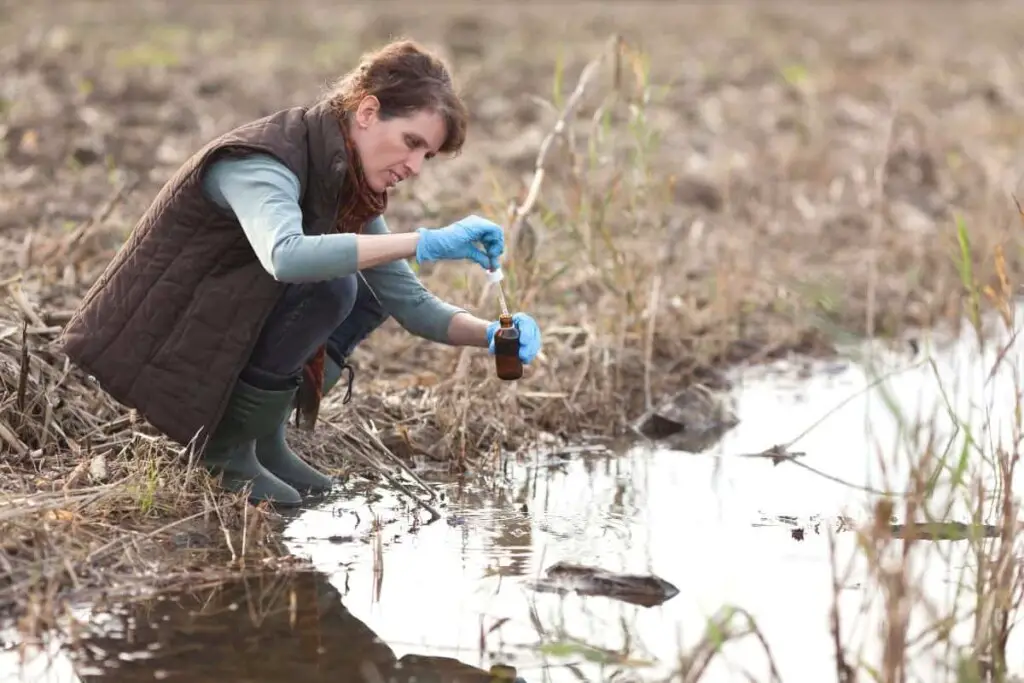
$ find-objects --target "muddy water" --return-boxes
[3,311,1023,682]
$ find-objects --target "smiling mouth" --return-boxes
[387,171,402,188]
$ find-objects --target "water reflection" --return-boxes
[61,569,524,683]
[283,310,1024,682]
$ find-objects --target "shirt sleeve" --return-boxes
[359,216,466,344]
[201,153,359,283]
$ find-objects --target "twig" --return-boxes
[864,109,896,341]
[827,527,856,683]
[643,274,661,413]
[320,419,442,523]
[734,445,808,464]
[17,321,29,410]
[748,447,904,496]
[642,218,685,412]
[38,173,140,265]
[0,418,27,456]
[4,282,46,328]
[347,408,438,501]
[782,356,930,450]
[452,34,624,381]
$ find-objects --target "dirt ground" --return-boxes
[3,0,1024,633]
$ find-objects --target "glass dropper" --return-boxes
[487,267,510,317]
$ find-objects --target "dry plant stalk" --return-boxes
[451,34,625,382]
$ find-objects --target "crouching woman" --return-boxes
[59,39,543,508]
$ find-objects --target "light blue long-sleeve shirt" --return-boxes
[201,153,464,344]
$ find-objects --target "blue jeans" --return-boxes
[240,274,389,392]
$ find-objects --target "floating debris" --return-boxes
[632,384,739,453]
[530,561,680,607]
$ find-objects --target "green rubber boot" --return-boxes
[200,379,303,507]
[254,356,351,495]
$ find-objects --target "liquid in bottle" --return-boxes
[493,314,523,381]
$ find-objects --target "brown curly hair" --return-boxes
[323,38,468,156]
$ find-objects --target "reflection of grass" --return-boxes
[521,595,661,681]
[829,216,1023,682]
[518,595,781,682]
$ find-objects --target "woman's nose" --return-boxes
[407,151,426,176]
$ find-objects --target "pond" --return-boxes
[4,309,1023,682]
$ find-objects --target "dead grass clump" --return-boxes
[0,287,294,625]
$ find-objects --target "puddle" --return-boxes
[280,312,1024,681]
[3,308,1023,682]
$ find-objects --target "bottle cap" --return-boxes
[486,267,504,283]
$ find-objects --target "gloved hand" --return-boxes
[415,215,505,270]
[486,312,542,364]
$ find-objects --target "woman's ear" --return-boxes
[354,95,381,129]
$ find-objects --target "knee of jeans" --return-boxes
[354,277,388,318]
[319,274,358,329]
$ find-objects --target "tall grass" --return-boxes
[841,218,1023,683]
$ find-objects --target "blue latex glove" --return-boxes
[486,312,542,364]
[415,214,505,270]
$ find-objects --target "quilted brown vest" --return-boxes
[60,100,360,451]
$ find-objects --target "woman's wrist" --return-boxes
[446,311,492,347]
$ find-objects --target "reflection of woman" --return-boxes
[73,570,523,683]
[59,39,542,507]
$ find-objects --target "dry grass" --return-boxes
[0,312,294,627]
[3,0,1024,671]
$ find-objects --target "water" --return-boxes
[4,310,1024,682]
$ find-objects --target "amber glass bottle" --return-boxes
[493,314,523,381]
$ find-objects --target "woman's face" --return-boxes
[350,96,446,193]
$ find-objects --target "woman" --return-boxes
[60,39,543,507]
